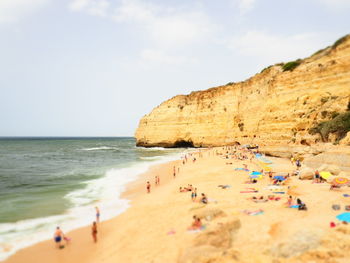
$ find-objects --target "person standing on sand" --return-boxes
[173,166,176,178]
[92,221,98,243]
[54,226,64,249]
[95,206,100,223]
[147,181,151,193]
[155,176,158,186]
[191,188,197,201]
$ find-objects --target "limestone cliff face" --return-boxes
[135,35,350,148]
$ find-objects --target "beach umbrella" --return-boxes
[273,176,286,181]
[320,171,332,180]
[336,212,350,223]
[250,171,262,175]
[331,177,350,186]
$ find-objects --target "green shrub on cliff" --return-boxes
[309,111,350,142]
[282,60,301,72]
[332,35,349,49]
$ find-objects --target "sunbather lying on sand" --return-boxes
[330,184,341,190]
[248,196,268,202]
[268,195,281,201]
[187,216,202,230]
[200,193,208,204]
[297,198,307,210]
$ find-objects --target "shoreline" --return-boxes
[1,152,184,263]
[4,147,350,263]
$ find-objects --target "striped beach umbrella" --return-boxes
[332,177,350,185]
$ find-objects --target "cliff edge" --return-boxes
[135,35,350,148]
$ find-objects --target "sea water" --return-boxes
[0,137,185,261]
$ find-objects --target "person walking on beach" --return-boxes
[173,166,176,178]
[95,206,100,223]
[54,226,64,249]
[92,221,98,243]
[147,181,151,193]
[155,176,158,186]
[191,188,197,201]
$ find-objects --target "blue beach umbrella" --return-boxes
[336,212,350,223]
[273,176,286,181]
[250,171,262,176]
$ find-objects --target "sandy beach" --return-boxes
[4,148,350,263]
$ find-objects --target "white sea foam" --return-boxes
[80,146,119,151]
[0,151,184,261]
[139,156,161,160]
[136,146,167,151]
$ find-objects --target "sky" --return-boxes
[0,0,349,136]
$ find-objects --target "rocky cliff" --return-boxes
[135,35,350,148]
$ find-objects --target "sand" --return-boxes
[4,148,350,263]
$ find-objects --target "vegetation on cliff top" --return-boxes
[282,59,302,72]
[332,34,349,49]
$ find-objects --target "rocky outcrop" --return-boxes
[299,167,314,180]
[135,35,350,148]
[178,219,241,263]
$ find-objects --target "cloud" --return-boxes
[68,0,215,66]
[113,0,215,48]
[228,31,328,63]
[0,0,48,24]
[69,0,110,17]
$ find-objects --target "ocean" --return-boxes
[0,137,185,261]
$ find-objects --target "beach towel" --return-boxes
[187,225,206,233]
[343,194,350,197]
[290,205,299,208]
[272,192,285,194]
[167,230,176,235]
[235,168,249,171]
[242,209,264,216]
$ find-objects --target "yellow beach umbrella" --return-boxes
[320,171,332,180]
